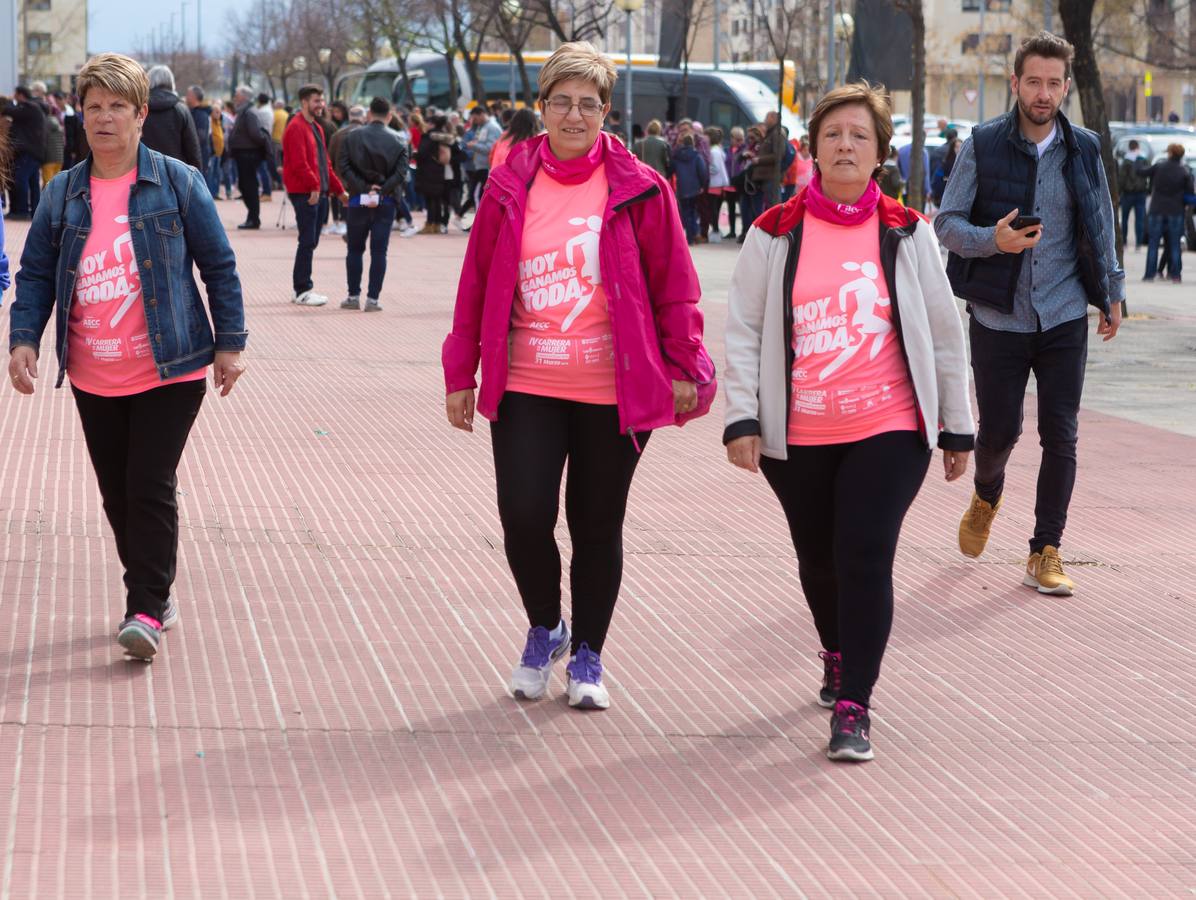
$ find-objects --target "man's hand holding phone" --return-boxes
[995,208,1044,254]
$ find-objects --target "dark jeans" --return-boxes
[72,380,206,622]
[256,158,274,197]
[11,151,42,216]
[425,190,449,227]
[345,203,397,299]
[678,195,699,242]
[760,431,929,709]
[1145,213,1185,280]
[722,190,739,236]
[490,392,649,655]
[204,154,222,199]
[234,151,262,224]
[739,190,762,231]
[969,315,1087,553]
[290,192,328,293]
[1119,191,1147,247]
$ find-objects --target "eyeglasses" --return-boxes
[545,96,604,118]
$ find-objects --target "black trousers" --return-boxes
[969,315,1087,553]
[72,380,206,622]
[425,190,449,227]
[289,193,328,293]
[760,431,930,708]
[345,203,396,299]
[490,392,649,655]
[233,151,262,224]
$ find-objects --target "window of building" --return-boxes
[26,0,51,9]
[26,32,52,54]
[732,19,739,36]
[962,0,1012,9]
[961,32,1013,54]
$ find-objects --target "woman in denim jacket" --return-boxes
[7,53,248,661]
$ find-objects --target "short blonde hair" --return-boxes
[807,81,894,172]
[538,41,617,105]
[77,53,149,109]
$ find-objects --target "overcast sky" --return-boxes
[89,0,240,58]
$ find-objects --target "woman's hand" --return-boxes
[213,351,246,397]
[943,449,970,482]
[672,380,697,415]
[446,389,476,432]
[726,435,761,473]
[8,347,38,395]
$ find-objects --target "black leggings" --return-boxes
[72,380,206,622]
[759,430,930,708]
[490,392,649,655]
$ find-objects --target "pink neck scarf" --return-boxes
[804,171,880,226]
[540,134,605,185]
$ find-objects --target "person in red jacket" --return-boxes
[282,84,347,306]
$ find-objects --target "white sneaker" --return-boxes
[336,222,348,235]
[708,231,722,243]
[321,224,336,236]
[564,643,610,710]
[453,214,465,231]
[509,622,571,701]
[398,223,418,238]
[292,290,328,306]
[438,224,448,235]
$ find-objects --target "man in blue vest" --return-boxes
[935,31,1124,596]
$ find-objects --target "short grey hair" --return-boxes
[187,84,204,101]
[235,84,253,101]
[348,105,366,122]
[147,65,176,92]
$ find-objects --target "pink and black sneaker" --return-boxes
[818,650,842,708]
[117,613,163,661]
[827,700,874,762]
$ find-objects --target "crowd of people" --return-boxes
[0,30,1131,765]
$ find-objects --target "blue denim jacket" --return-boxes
[9,144,248,387]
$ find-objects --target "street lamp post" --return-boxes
[614,0,642,147]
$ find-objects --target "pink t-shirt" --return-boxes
[68,171,206,397]
[787,211,918,445]
[505,164,616,406]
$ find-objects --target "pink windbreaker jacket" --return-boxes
[442,132,715,438]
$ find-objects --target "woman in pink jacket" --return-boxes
[443,42,714,711]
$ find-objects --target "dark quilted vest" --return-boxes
[944,109,1112,316]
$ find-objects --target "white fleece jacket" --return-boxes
[723,214,975,460]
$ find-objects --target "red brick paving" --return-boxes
[1,199,1194,898]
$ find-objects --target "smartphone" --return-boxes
[1011,215,1042,235]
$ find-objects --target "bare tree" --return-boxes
[892,0,927,211]
[665,0,716,111]
[1058,0,1122,257]
[532,0,615,43]
[491,0,540,104]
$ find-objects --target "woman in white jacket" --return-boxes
[722,83,974,762]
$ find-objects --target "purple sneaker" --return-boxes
[818,650,842,708]
[565,643,609,710]
[509,621,571,700]
[118,613,163,661]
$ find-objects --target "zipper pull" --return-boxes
[627,427,642,454]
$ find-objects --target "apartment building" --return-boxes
[19,0,88,91]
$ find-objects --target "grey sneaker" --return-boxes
[116,597,177,634]
[340,295,361,310]
[117,614,163,661]
[363,298,382,312]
